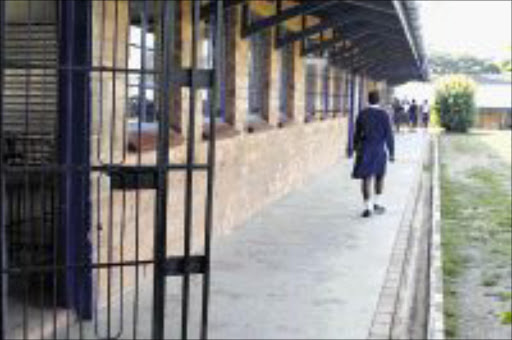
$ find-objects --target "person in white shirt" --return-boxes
[421,99,430,128]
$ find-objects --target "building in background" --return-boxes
[473,74,512,129]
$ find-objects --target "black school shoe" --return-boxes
[361,209,372,218]
[374,204,386,215]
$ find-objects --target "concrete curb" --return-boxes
[367,133,430,340]
[427,134,445,340]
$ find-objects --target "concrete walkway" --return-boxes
[208,132,427,339]
[16,132,427,340]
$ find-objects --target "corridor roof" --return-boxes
[238,0,428,85]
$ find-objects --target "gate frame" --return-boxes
[58,0,93,320]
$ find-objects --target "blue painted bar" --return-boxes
[58,0,93,320]
[347,72,356,158]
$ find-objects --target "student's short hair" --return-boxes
[368,91,380,105]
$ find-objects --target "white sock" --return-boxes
[364,200,372,210]
[374,194,382,207]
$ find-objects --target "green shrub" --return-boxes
[433,75,477,132]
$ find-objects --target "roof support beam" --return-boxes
[341,0,397,15]
[200,0,245,19]
[343,49,409,72]
[276,8,399,48]
[302,25,404,56]
[330,37,405,60]
[242,0,339,38]
[341,52,408,71]
[302,29,377,56]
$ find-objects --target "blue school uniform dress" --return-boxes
[352,106,395,179]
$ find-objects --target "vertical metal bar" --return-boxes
[39,168,45,340]
[60,4,75,330]
[134,1,149,336]
[23,2,34,337]
[201,0,222,338]
[59,0,93,322]
[347,69,356,158]
[182,1,200,338]
[275,0,282,46]
[97,1,106,163]
[151,0,174,338]
[77,2,93,338]
[106,0,119,335]
[300,15,306,55]
[359,73,365,111]
[241,2,249,37]
[0,0,6,337]
[122,1,131,164]
[40,3,52,338]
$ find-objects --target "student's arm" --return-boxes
[353,111,364,153]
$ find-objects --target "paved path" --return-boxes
[14,132,427,340]
[208,132,427,339]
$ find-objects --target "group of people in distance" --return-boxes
[391,97,430,132]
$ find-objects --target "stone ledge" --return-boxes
[367,133,431,340]
[427,134,445,340]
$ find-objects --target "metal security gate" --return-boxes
[1,0,224,339]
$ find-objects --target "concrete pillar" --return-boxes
[332,67,342,115]
[328,65,337,115]
[293,41,305,122]
[267,27,280,126]
[315,63,323,117]
[229,6,249,132]
[224,7,240,129]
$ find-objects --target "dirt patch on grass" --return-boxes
[440,132,512,339]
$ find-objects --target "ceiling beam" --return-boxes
[339,52,408,71]
[341,0,397,15]
[242,0,339,38]
[329,37,406,60]
[200,0,245,20]
[340,48,410,72]
[302,25,405,56]
[276,7,400,48]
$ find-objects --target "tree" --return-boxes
[498,46,511,73]
[501,60,512,73]
[433,75,476,132]
[429,52,502,75]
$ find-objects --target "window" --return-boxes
[247,26,270,127]
[125,23,160,152]
[343,71,352,115]
[279,44,294,124]
[128,26,156,122]
[332,69,343,116]
[305,57,328,121]
[358,76,366,111]
[201,15,227,126]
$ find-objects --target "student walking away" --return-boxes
[421,99,430,128]
[408,99,418,129]
[352,91,395,218]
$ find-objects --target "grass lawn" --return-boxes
[440,130,511,339]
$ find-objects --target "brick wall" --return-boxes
[3,0,387,320]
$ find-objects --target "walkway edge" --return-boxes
[427,134,445,340]
[368,134,429,340]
